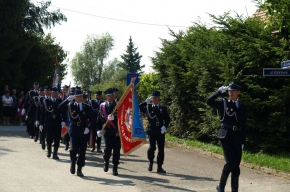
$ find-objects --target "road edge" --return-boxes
[165,140,290,180]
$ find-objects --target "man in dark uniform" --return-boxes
[63,87,75,151]
[58,89,95,177]
[113,88,119,103]
[99,88,120,176]
[39,87,66,159]
[26,87,44,142]
[139,91,171,173]
[21,82,40,139]
[206,82,246,192]
[62,85,70,100]
[85,90,92,105]
[38,86,51,149]
[94,91,104,153]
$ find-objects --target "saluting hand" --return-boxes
[218,86,228,93]
[67,95,74,101]
[145,97,152,104]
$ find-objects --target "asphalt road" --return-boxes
[0,125,289,192]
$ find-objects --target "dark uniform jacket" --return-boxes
[58,100,95,133]
[99,101,118,137]
[139,102,170,136]
[206,91,247,145]
[22,90,39,111]
[91,99,104,130]
[27,96,42,122]
[40,98,66,126]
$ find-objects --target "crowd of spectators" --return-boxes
[1,85,25,125]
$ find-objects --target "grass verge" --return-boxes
[165,134,290,174]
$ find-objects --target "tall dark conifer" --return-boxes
[119,36,144,73]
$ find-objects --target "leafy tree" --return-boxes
[89,69,128,99]
[119,36,144,73]
[71,33,114,87]
[138,73,160,100]
[101,58,122,82]
[0,0,67,90]
[151,12,290,153]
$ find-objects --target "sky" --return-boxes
[35,0,259,86]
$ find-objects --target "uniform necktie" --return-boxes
[235,101,239,108]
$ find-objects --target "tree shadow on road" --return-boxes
[118,173,196,192]
[80,175,135,186]
[162,172,217,182]
[0,147,14,156]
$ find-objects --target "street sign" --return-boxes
[281,60,290,69]
[126,73,140,86]
[263,68,290,76]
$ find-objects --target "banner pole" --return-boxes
[101,78,136,132]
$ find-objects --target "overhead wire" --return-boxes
[49,5,189,28]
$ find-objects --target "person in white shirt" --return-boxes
[2,90,13,125]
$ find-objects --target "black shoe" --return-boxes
[70,163,76,174]
[103,162,109,172]
[65,143,69,151]
[53,154,59,159]
[216,185,225,192]
[41,141,45,150]
[34,135,38,142]
[30,136,34,139]
[47,144,51,157]
[77,166,84,177]
[96,149,102,153]
[113,165,118,176]
[148,163,153,171]
[90,148,95,152]
[157,167,166,174]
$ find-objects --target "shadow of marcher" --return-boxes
[162,172,217,182]
[79,175,135,186]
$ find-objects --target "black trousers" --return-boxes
[103,135,121,165]
[27,118,34,136]
[148,134,165,165]
[33,124,39,137]
[69,128,89,167]
[96,136,102,149]
[64,132,70,143]
[46,122,61,148]
[220,139,242,177]
[40,127,46,142]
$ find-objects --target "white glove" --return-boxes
[161,126,166,134]
[145,97,152,104]
[35,121,39,126]
[61,122,66,127]
[218,86,228,93]
[25,116,28,120]
[39,125,43,131]
[84,127,90,134]
[21,109,25,116]
[67,95,75,101]
[17,108,20,112]
[97,130,102,138]
[108,114,114,121]
[242,144,244,150]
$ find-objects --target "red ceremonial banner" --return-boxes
[118,87,145,156]
[61,125,68,137]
